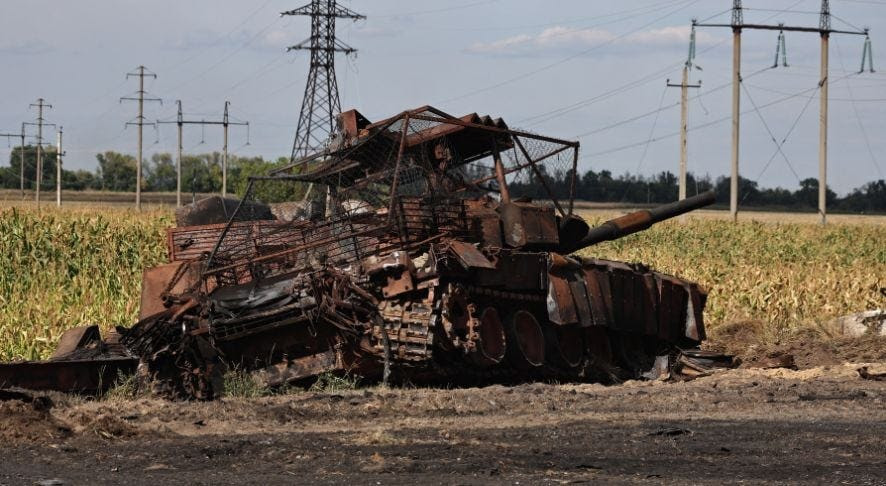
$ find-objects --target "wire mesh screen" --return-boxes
[201,106,579,286]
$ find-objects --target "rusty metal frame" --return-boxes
[386,114,411,224]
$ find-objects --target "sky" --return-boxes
[1,0,885,195]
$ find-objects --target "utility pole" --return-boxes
[56,127,64,207]
[28,99,53,208]
[220,102,248,197]
[121,66,161,211]
[667,22,702,203]
[0,126,26,200]
[695,0,870,224]
[177,101,183,207]
[283,1,365,159]
[818,2,830,225]
[19,124,25,200]
[158,101,248,203]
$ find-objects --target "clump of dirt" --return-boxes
[707,320,886,369]
[65,409,142,440]
[0,397,70,444]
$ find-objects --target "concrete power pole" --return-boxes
[667,23,702,204]
[19,125,25,200]
[121,66,161,211]
[56,127,63,207]
[818,2,830,225]
[731,9,742,223]
[695,0,869,224]
[223,102,229,198]
[0,126,27,200]
[177,101,183,207]
[28,98,53,209]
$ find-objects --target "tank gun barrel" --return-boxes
[564,190,716,253]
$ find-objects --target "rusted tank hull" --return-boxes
[1,106,720,399]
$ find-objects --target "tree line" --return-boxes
[0,147,287,196]
[507,166,885,213]
[1,147,884,213]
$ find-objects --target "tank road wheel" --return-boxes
[439,285,471,351]
[468,307,507,366]
[506,310,545,368]
[545,325,584,369]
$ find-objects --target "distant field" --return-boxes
[0,189,215,209]
[0,204,883,361]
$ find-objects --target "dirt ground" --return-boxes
[1,358,884,486]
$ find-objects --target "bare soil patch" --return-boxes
[1,359,884,485]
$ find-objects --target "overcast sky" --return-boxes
[1,0,884,194]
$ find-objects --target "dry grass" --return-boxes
[0,205,882,360]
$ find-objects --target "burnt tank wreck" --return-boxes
[0,106,720,399]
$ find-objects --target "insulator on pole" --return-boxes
[860,31,874,73]
[773,26,789,68]
[688,20,700,70]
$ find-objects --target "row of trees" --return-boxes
[1,147,884,212]
[0,147,288,196]
[510,167,886,213]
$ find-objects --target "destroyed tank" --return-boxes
[0,106,717,399]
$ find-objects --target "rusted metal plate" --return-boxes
[50,325,101,360]
[547,273,579,325]
[383,269,415,298]
[475,252,547,290]
[685,284,706,342]
[500,202,559,248]
[0,358,137,394]
[448,240,495,270]
[568,277,594,327]
[657,276,688,343]
[139,261,200,320]
[253,350,340,387]
[641,272,659,337]
[582,268,610,327]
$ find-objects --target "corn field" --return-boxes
[578,213,886,341]
[0,207,883,360]
[0,208,170,360]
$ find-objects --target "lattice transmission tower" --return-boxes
[283,1,364,160]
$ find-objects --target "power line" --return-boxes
[740,79,802,182]
[571,65,772,139]
[167,16,284,96]
[437,0,703,104]
[741,82,820,205]
[372,0,499,18]
[620,86,669,202]
[516,0,811,129]
[440,0,693,32]
[578,72,856,161]
[834,39,884,178]
[159,0,277,74]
